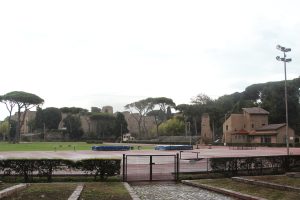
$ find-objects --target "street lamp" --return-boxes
[223,112,230,146]
[276,45,292,156]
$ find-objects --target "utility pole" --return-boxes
[276,45,292,156]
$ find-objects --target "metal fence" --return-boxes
[123,153,300,182]
[123,154,179,182]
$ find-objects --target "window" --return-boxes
[251,124,254,128]
[226,125,228,131]
[261,136,271,144]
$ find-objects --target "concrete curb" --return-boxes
[123,182,141,200]
[68,184,84,200]
[0,183,29,199]
[182,180,266,200]
[232,177,300,192]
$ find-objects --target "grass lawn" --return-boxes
[0,183,15,190]
[245,175,300,188]
[80,182,131,200]
[190,178,300,200]
[0,142,154,151]
[1,183,77,200]
[0,182,131,200]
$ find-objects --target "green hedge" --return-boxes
[86,140,103,144]
[123,140,196,145]
[210,155,300,177]
[227,143,299,147]
[0,158,120,182]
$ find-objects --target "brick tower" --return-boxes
[201,113,213,144]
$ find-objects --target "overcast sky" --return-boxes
[0,0,299,120]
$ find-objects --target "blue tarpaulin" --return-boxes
[92,145,131,151]
[155,145,193,151]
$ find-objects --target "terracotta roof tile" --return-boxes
[232,129,249,135]
[242,107,269,115]
[256,124,285,131]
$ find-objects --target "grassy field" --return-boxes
[0,142,154,151]
[191,178,300,200]
[245,175,300,188]
[80,182,132,200]
[0,182,131,200]
[0,183,15,190]
[2,183,77,200]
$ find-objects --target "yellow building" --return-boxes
[223,107,295,144]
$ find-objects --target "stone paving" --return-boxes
[131,183,233,200]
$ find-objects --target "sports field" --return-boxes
[0,142,154,151]
[0,142,299,160]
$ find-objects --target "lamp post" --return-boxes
[223,112,229,146]
[276,45,292,156]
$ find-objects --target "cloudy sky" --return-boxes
[0,0,299,120]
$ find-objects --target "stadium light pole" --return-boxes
[276,45,292,156]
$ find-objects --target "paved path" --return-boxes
[132,183,233,200]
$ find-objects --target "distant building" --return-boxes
[223,107,295,144]
[11,111,36,134]
[201,113,213,143]
[12,105,156,138]
[122,111,156,137]
[122,133,135,142]
[102,106,113,114]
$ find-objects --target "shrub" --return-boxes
[0,158,121,182]
[210,155,300,177]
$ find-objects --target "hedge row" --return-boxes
[0,158,120,182]
[210,155,300,177]
[226,143,300,147]
[123,140,197,145]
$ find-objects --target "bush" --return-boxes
[0,158,121,182]
[227,143,296,147]
[210,155,300,177]
[86,140,103,144]
[75,159,120,180]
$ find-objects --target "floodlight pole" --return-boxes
[283,51,289,156]
[276,45,292,156]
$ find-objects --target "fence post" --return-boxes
[176,153,179,181]
[123,154,126,182]
[207,158,209,173]
[150,155,153,181]
[285,155,290,172]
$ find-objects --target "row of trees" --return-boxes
[0,91,129,142]
[125,97,175,138]
[175,77,300,140]
[0,91,44,143]
[1,77,299,142]
[126,77,300,140]
[34,107,129,141]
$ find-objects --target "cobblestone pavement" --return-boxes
[131,183,233,200]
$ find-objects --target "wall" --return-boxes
[223,114,244,143]
[276,126,295,144]
[244,112,268,131]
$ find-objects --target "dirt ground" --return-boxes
[0,145,299,160]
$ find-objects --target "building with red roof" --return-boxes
[223,107,295,145]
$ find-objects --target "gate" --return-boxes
[123,154,179,182]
